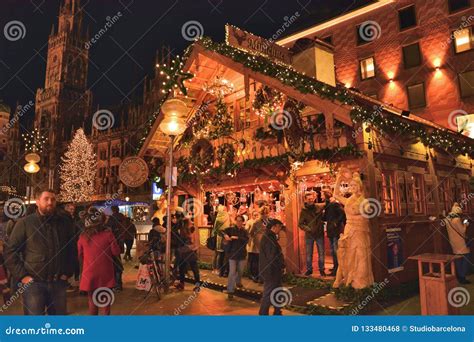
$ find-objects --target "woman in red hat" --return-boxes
[78,207,120,315]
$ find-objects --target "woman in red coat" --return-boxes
[78,208,120,315]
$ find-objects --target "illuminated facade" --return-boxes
[278,0,474,132]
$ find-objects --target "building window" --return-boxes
[411,174,425,214]
[459,70,474,98]
[402,43,422,68]
[398,5,417,31]
[454,27,473,53]
[360,57,376,80]
[448,0,470,13]
[407,83,426,109]
[380,171,397,215]
[99,150,107,160]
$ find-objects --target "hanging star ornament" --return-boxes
[157,57,194,96]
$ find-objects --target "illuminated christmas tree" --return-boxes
[59,128,97,202]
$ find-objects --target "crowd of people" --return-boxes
[0,185,470,317]
[206,190,344,315]
[0,188,136,315]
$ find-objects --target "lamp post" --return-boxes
[24,151,41,204]
[125,196,130,218]
[159,98,187,290]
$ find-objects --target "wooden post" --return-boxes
[427,148,443,253]
[284,178,300,274]
[361,122,385,282]
[324,112,335,149]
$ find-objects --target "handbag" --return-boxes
[206,235,217,250]
[135,264,151,291]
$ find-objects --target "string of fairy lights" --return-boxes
[136,36,474,160]
[22,127,47,153]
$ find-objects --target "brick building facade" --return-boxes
[278,0,474,131]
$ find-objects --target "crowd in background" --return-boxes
[0,186,470,317]
[0,188,137,316]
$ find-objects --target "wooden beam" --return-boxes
[195,45,353,126]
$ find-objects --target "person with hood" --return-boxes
[212,205,231,277]
[298,192,326,276]
[444,203,471,284]
[78,207,121,315]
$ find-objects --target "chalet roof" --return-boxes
[138,37,474,159]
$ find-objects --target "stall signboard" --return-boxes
[225,25,292,65]
[119,156,149,188]
[386,227,404,273]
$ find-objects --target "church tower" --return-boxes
[34,0,92,190]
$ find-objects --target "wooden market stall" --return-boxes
[138,28,474,285]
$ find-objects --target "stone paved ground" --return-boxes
[2,258,472,315]
[0,261,299,316]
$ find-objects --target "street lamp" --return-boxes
[24,151,40,204]
[159,98,187,290]
[125,196,130,217]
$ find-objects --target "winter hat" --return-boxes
[266,218,286,231]
[84,207,104,228]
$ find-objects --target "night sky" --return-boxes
[0,0,372,123]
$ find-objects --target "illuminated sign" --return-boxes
[152,182,163,200]
[226,25,292,65]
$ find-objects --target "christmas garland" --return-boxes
[216,143,236,174]
[136,37,473,159]
[178,144,362,183]
[189,138,214,174]
[252,85,284,117]
[196,37,473,158]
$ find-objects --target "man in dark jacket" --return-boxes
[323,192,346,276]
[107,206,126,291]
[258,219,285,315]
[298,192,326,276]
[4,189,75,315]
